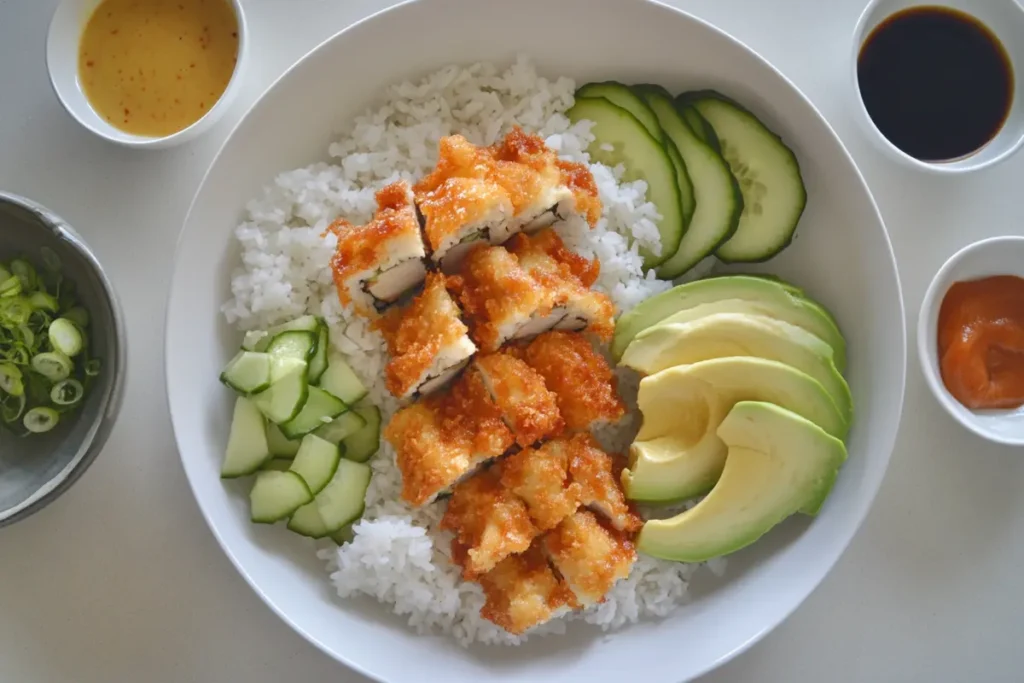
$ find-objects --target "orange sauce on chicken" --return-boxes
[938,275,1024,410]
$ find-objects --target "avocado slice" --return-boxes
[624,356,846,503]
[611,276,846,371]
[636,401,847,562]
[621,312,852,425]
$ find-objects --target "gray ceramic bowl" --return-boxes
[0,192,126,527]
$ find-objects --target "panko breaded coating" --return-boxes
[441,468,539,578]
[416,176,514,271]
[542,510,636,607]
[448,243,561,352]
[499,440,580,532]
[329,181,427,316]
[380,272,476,401]
[519,331,626,432]
[478,543,578,635]
[386,369,514,507]
[473,351,563,447]
[507,229,614,341]
[564,433,643,533]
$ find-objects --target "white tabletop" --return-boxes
[1,0,1022,681]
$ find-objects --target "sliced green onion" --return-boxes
[10,259,36,292]
[28,291,58,313]
[64,306,90,328]
[31,351,72,381]
[40,247,61,273]
[50,379,84,406]
[0,266,10,283]
[0,276,21,298]
[3,345,28,366]
[0,363,24,396]
[16,324,34,347]
[23,406,58,433]
[0,297,30,325]
[48,318,82,357]
[85,358,101,377]
[1,393,25,423]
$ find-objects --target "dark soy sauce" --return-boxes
[858,6,1013,161]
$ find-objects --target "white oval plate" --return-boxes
[165,1,906,681]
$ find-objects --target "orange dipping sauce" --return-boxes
[938,275,1024,410]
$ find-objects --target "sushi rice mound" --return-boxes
[221,56,721,646]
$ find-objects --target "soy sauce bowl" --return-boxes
[0,192,127,527]
[918,236,1024,445]
[851,0,1024,174]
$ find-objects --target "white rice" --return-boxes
[222,56,720,646]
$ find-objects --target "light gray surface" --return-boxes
[0,1,1020,682]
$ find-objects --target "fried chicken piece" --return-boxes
[478,542,578,635]
[416,176,514,271]
[441,468,539,578]
[473,351,563,447]
[499,440,581,532]
[380,272,476,401]
[564,433,643,533]
[542,510,636,607]
[519,331,626,431]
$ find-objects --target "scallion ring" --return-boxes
[50,379,84,406]
[30,351,72,381]
[23,406,58,433]
[48,318,82,357]
[1,393,25,423]
[0,363,24,396]
[0,275,21,298]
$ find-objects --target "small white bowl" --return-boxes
[850,0,1024,174]
[45,0,248,149]
[918,236,1024,445]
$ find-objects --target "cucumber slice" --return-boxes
[262,458,293,471]
[266,330,317,363]
[249,471,313,524]
[267,422,301,458]
[576,82,662,138]
[289,434,341,494]
[287,501,331,538]
[343,403,381,463]
[636,88,743,279]
[318,352,368,404]
[687,93,807,263]
[330,523,355,545]
[219,351,272,396]
[253,362,309,424]
[567,97,684,269]
[314,410,366,445]
[308,323,329,384]
[242,330,268,351]
[675,97,721,151]
[279,386,348,440]
[316,459,371,533]
[221,397,272,478]
[268,314,321,337]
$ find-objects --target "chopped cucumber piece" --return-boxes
[567,96,685,269]
[262,458,293,472]
[220,351,272,396]
[253,362,309,424]
[249,470,313,523]
[343,403,381,463]
[267,314,321,337]
[266,330,317,363]
[308,323,329,384]
[287,500,331,538]
[637,87,743,279]
[289,433,341,494]
[314,409,366,445]
[318,352,368,404]
[279,386,348,440]
[242,330,268,352]
[267,422,301,458]
[686,92,807,263]
[222,397,272,478]
[316,459,371,533]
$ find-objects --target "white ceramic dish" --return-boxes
[46,0,248,149]
[164,0,906,681]
[918,236,1024,446]
[849,0,1024,174]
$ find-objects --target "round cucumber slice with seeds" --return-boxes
[687,93,807,263]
